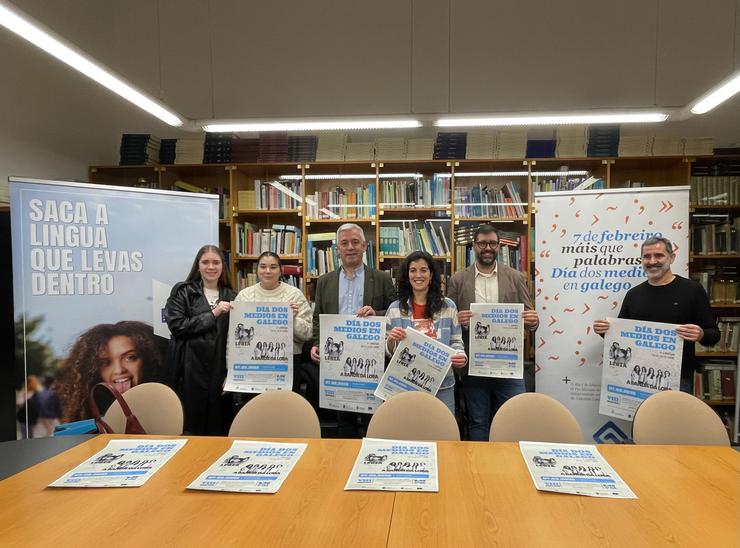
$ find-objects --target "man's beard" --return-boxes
[477,251,497,266]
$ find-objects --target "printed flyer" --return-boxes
[345,438,438,492]
[49,439,187,488]
[375,328,454,401]
[469,303,524,378]
[599,317,682,420]
[319,314,385,414]
[519,441,637,498]
[187,440,307,494]
[225,301,293,393]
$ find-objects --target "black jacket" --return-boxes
[165,279,237,435]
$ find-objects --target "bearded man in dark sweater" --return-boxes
[593,236,719,393]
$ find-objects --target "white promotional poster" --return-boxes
[319,314,385,414]
[535,186,689,443]
[10,178,219,438]
[187,440,307,494]
[152,279,173,339]
[469,303,524,378]
[375,328,454,401]
[599,318,682,421]
[49,439,187,488]
[225,302,293,393]
[345,438,438,492]
[519,441,637,499]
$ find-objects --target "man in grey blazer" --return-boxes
[447,224,539,441]
[310,223,395,437]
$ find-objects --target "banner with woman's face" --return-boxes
[10,178,219,436]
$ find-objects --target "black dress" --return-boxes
[165,279,237,435]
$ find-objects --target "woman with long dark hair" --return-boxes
[56,321,164,423]
[385,251,467,412]
[165,244,236,435]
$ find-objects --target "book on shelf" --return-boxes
[533,175,605,193]
[246,179,301,210]
[454,180,526,218]
[690,266,739,305]
[697,362,736,401]
[380,175,450,209]
[690,217,739,256]
[235,223,301,256]
[173,180,206,193]
[379,221,450,257]
[697,317,740,353]
[690,176,740,206]
[306,184,376,220]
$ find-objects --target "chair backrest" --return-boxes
[228,390,321,438]
[632,390,730,446]
[104,382,184,435]
[489,392,583,443]
[366,392,460,441]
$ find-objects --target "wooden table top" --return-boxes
[0,435,738,547]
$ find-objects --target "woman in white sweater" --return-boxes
[234,252,313,395]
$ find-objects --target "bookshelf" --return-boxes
[90,153,740,442]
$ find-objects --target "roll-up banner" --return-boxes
[534,186,689,442]
[11,177,218,438]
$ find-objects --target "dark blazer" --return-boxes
[447,262,534,375]
[312,265,396,347]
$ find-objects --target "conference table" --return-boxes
[0,435,738,547]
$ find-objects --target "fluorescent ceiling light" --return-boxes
[690,70,740,114]
[435,112,668,127]
[280,173,422,180]
[203,119,422,132]
[0,1,184,127]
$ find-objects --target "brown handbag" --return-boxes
[89,382,147,435]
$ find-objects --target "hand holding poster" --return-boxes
[49,439,187,488]
[225,302,293,393]
[374,328,453,401]
[599,318,682,421]
[187,440,307,493]
[319,314,385,414]
[469,303,524,378]
[519,441,637,499]
[345,438,438,492]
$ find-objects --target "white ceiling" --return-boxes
[2,0,739,150]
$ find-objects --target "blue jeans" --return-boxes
[462,376,525,441]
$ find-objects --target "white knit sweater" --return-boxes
[234,282,313,354]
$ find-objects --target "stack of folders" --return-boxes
[434,132,467,160]
[231,138,260,163]
[159,139,177,164]
[618,136,653,157]
[587,126,620,157]
[316,133,348,161]
[406,138,435,160]
[203,133,233,164]
[288,136,318,162]
[496,130,527,159]
[526,139,556,158]
[683,137,714,156]
[465,133,496,160]
[555,126,587,158]
[258,133,289,163]
[119,134,160,166]
[175,138,205,164]
[651,136,684,156]
[344,142,375,161]
[375,138,407,161]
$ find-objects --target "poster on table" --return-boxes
[224,301,293,393]
[534,186,689,443]
[49,439,187,488]
[374,328,454,401]
[519,441,637,499]
[469,303,524,378]
[599,318,682,421]
[187,440,307,494]
[345,438,438,492]
[319,314,385,414]
[10,178,218,438]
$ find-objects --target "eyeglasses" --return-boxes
[475,241,499,249]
